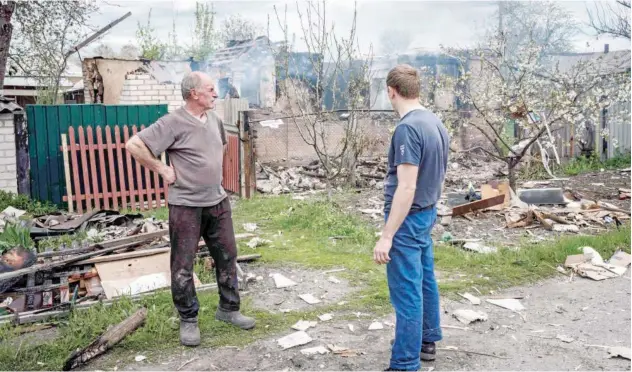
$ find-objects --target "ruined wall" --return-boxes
[0,113,17,193]
[118,73,184,112]
[253,113,396,164]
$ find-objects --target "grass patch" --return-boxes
[520,152,631,179]
[2,195,629,370]
[0,191,57,216]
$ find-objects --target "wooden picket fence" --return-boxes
[60,125,241,213]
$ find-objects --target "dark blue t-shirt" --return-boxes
[384,109,449,214]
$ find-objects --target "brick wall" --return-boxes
[0,113,17,193]
[118,73,185,112]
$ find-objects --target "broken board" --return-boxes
[480,182,510,211]
[452,195,506,217]
[95,253,202,299]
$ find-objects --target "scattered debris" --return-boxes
[134,355,146,362]
[486,299,525,312]
[458,292,481,305]
[368,322,384,330]
[63,307,148,370]
[348,324,355,332]
[438,346,510,359]
[565,247,630,281]
[177,357,199,371]
[552,224,579,233]
[272,273,298,288]
[618,188,631,200]
[300,346,330,356]
[327,344,361,357]
[246,237,271,249]
[277,331,313,350]
[291,320,318,331]
[328,276,341,284]
[452,309,488,324]
[299,293,321,305]
[318,313,333,321]
[463,242,498,254]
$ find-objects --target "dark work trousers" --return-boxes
[168,197,240,320]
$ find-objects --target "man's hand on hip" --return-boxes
[160,164,177,184]
[373,236,393,264]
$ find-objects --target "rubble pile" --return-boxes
[256,158,388,195]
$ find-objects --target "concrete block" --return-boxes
[126,85,138,91]
[139,95,154,100]
[6,164,15,171]
[151,96,165,101]
[0,172,17,180]
[130,91,144,96]
[4,135,15,142]
[0,127,14,136]
[0,157,15,165]
[133,74,151,80]
[120,91,131,96]
[127,80,144,86]
[0,142,14,150]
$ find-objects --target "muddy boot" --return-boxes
[390,339,436,361]
[215,308,256,330]
[180,317,201,346]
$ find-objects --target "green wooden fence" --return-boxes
[26,104,168,207]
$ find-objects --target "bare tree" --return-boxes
[119,43,140,59]
[220,14,263,45]
[8,1,95,103]
[93,43,116,58]
[274,1,375,192]
[587,0,631,40]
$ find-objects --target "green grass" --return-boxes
[1,195,629,370]
[521,152,631,179]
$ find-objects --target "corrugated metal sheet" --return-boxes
[0,96,22,113]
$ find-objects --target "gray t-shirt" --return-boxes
[384,109,449,214]
[136,108,227,207]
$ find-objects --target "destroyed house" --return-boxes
[205,36,277,108]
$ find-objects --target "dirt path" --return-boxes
[102,270,631,371]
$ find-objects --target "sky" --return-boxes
[86,0,631,58]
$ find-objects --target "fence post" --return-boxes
[14,112,30,196]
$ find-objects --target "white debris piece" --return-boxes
[260,119,285,129]
[458,292,481,305]
[463,242,498,254]
[318,313,333,321]
[556,334,574,343]
[348,324,355,332]
[552,224,579,233]
[608,346,632,360]
[486,298,525,312]
[452,309,488,324]
[272,273,297,288]
[0,206,26,219]
[247,237,271,248]
[299,293,321,304]
[277,331,313,349]
[243,223,258,232]
[134,355,146,362]
[291,320,318,331]
[300,346,330,356]
[328,276,341,284]
[368,322,384,330]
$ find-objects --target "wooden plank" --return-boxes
[95,253,202,299]
[78,126,93,212]
[132,126,145,211]
[114,126,128,210]
[61,134,74,213]
[140,125,153,209]
[68,128,83,213]
[74,247,170,265]
[105,126,119,210]
[123,126,137,211]
[96,126,110,209]
[86,126,101,210]
[452,195,506,217]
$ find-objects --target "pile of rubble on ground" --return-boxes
[256,158,388,195]
[0,207,259,325]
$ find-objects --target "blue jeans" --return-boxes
[386,207,442,371]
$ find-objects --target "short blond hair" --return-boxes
[386,64,420,99]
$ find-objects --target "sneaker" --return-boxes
[215,308,256,330]
[180,317,201,347]
[390,339,436,361]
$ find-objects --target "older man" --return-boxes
[126,71,255,347]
